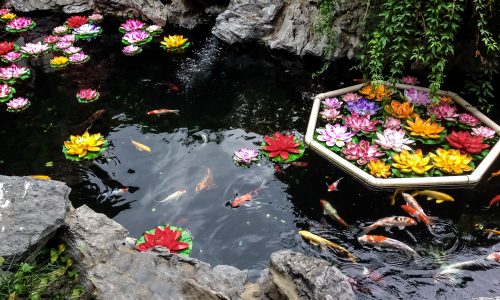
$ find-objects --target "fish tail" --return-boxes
[254,180,267,194]
[482,205,491,210]
[360,224,375,235]
[337,217,350,228]
[173,110,180,116]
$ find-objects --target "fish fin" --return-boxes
[384,227,393,233]
[310,241,320,246]
[436,200,444,204]
[242,202,253,207]
[487,232,494,239]
[398,226,405,230]
[173,110,180,116]
[361,225,374,235]
[323,209,327,215]
[427,196,433,200]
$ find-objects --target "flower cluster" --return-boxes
[0,64,30,82]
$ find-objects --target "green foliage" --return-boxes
[313,0,337,78]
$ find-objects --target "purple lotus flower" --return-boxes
[374,128,414,152]
[73,24,101,35]
[20,42,49,56]
[471,126,496,139]
[0,84,12,98]
[320,108,341,121]
[69,52,89,63]
[122,45,141,55]
[0,64,29,80]
[316,123,355,147]
[56,41,72,50]
[60,34,76,43]
[322,97,343,109]
[64,46,82,55]
[120,19,146,32]
[346,98,380,116]
[382,117,402,129]
[342,140,384,165]
[458,113,481,127]
[233,148,260,165]
[6,17,33,30]
[2,51,22,62]
[404,88,431,106]
[344,112,379,133]
[342,92,361,102]
[6,97,29,110]
[427,102,459,121]
[53,25,68,35]
[400,75,419,85]
[123,30,150,44]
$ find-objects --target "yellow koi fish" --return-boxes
[390,188,404,206]
[411,190,454,203]
[131,139,151,152]
[31,175,51,180]
[299,230,357,262]
[475,224,500,238]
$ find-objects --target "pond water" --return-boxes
[1,14,499,299]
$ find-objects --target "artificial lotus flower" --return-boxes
[0,41,14,55]
[0,64,30,82]
[76,88,99,103]
[471,126,496,140]
[20,42,49,56]
[161,35,189,50]
[367,160,391,178]
[429,148,473,175]
[0,9,11,16]
[344,112,378,133]
[0,84,14,102]
[392,149,432,175]
[342,140,384,165]
[63,131,107,159]
[404,88,431,106]
[88,13,103,23]
[53,25,69,35]
[446,131,489,154]
[6,17,35,32]
[400,75,419,85]
[146,25,162,35]
[6,97,30,112]
[1,51,22,63]
[359,84,393,101]
[261,132,303,161]
[316,123,355,147]
[342,92,361,102]
[233,148,260,165]
[56,41,72,50]
[66,15,88,28]
[440,95,454,103]
[382,117,402,129]
[63,46,82,55]
[458,113,481,127]
[374,128,414,152]
[427,102,459,121]
[44,35,60,44]
[50,56,69,68]
[320,108,341,121]
[60,34,76,43]
[122,45,142,56]
[405,116,445,140]
[68,52,90,64]
[123,30,151,45]
[119,19,145,32]
[346,98,380,115]
[1,13,16,21]
[73,24,102,37]
[135,226,191,254]
[384,100,415,120]
[322,97,343,109]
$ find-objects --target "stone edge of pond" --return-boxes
[0,175,355,300]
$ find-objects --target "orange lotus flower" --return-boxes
[384,100,415,120]
[405,116,445,139]
[359,84,393,101]
[440,95,454,103]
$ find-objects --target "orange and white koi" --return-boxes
[30,175,51,180]
[400,205,433,226]
[319,199,349,228]
[487,169,500,181]
[358,235,419,256]
[326,177,343,192]
[487,252,500,262]
[195,168,216,192]
[107,187,129,197]
[131,139,151,152]
[147,109,179,115]
[401,193,434,225]
[160,189,187,203]
[230,181,265,208]
[484,195,500,209]
[361,216,417,235]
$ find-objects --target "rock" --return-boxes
[0,176,70,262]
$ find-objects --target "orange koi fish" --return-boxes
[147,109,179,115]
[487,252,500,262]
[230,181,266,208]
[484,195,500,209]
[358,235,419,256]
[326,177,343,192]
[159,82,180,92]
[195,168,216,192]
[487,170,500,181]
[31,175,51,180]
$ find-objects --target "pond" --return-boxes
[1,13,499,299]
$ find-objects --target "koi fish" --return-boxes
[361,216,417,235]
[131,139,151,152]
[159,189,187,203]
[159,82,180,92]
[289,161,309,167]
[79,109,106,132]
[487,169,500,181]
[435,259,487,277]
[326,177,343,192]
[390,188,404,205]
[30,175,51,180]
[411,190,454,203]
[299,230,357,262]
[400,204,434,226]
[358,235,419,257]
[474,223,500,238]
[230,181,266,208]
[487,252,500,262]
[105,187,129,197]
[361,267,384,283]
[319,199,349,228]
[147,109,179,115]
[484,195,500,209]
[401,193,434,225]
[195,168,216,192]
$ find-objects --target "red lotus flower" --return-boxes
[446,131,489,154]
[67,16,88,28]
[135,226,190,253]
[262,132,301,160]
[0,41,14,55]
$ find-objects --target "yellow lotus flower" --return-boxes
[392,149,432,174]
[405,116,445,139]
[1,13,16,21]
[384,100,416,120]
[161,35,188,49]
[429,148,473,174]
[367,160,391,178]
[359,84,393,101]
[50,56,68,66]
[64,132,105,158]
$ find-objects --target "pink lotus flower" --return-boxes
[122,45,140,55]
[400,75,419,85]
[382,117,402,129]
[374,128,414,152]
[342,92,361,102]
[427,102,459,121]
[44,35,60,44]
[146,25,162,33]
[320,108,341,121]
[316,123,355,147]
[6,17,33,30]
[458,113,481,127]
[404,88,430,106]
[64,46,82,55]
[123,30,150,44]
[20,42,49,55]
[0,9,11,15]
[6,97,29,110]
[2,51,22,62]
[60,34,76,43]
[53,25,69,35]
[0,84,12,98]
[0,64,29,80]
[88,13,103,22]
[56,41,72,49]
[471,126,496,140]
[120,19,146,32]
[77,88,98,100]
[344,112,378,133]
[233,148,260,165]
[322,97,343,109]
[342,140,384,165]
[69,52,89,63]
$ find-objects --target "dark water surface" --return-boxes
[1,14,499,299]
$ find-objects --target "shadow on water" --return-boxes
[0,13,499,299]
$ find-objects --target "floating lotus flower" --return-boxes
[63,46,82,55]
[233,148,260,166]
[44,35,60,44]
[261,132,305,163]
[384,100,415,120]
[342,92,361,102]
[344,112,378,133]
[429,148,473,175]
[6,17,36,33]
[346,98,380,115]
[322,97,343,109]
[392,149,432,175]
[440,95,454,103]
[359,84,393,101]
[62,131,108,161]
[400,76,419,85]
[88,13,103,23]
[55,41,72,50]
[320,108,341,121]
[0,64,30,83]
[122,30,152,46]
[160,35,190,51]
[446,131,489,154]
[20,42,49,56]
[458,113,481,127]
[0,84,15,102]
[68,52,90,64]
[6,97,30,112]
[146,25,162,35]
[404,88,431,106]
[0,41,14,55]
[66,16,88,28]
[382,117,402,129]
[427,102,459,121]
[119,19,145,33]
[135,225,192,256]
[60,34,76,43]
[53,25,69,35]
[76,88,99,103]
[342,140,384,165]
[122,45,142,56]
[316,123,355,148]
[367,160,391,178]
[73,24,102,39]
[374,128,414,152]
[471,126,496,140]
[405,116,445,141]
[50,56,69,68]
[1,51,23,63]
[1,13,16,22]
[0,9,11,16]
